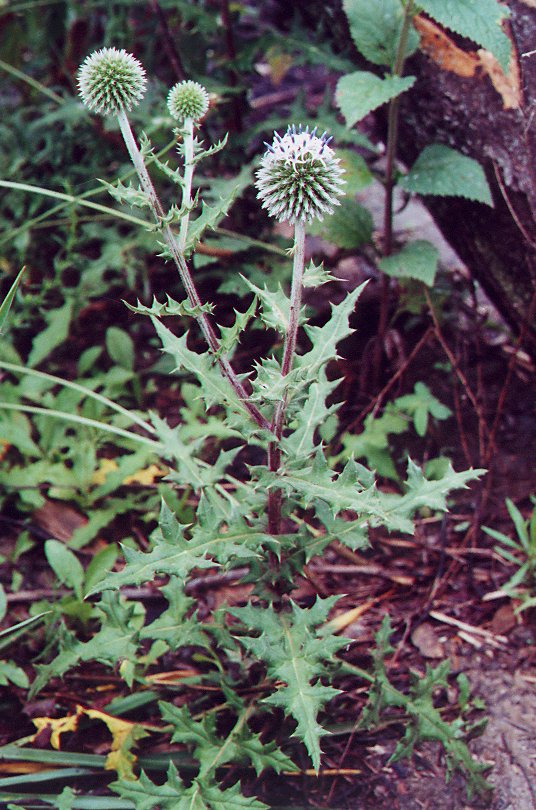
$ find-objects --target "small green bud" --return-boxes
[255,125,345,224]
[77,47,147,115]
[167,80,210,122]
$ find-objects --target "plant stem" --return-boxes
[267,220,306,535]
[115,108,271,433]
[178,117,195,252]
[375,0,415,386]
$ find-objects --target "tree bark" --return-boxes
[392,0,536,356]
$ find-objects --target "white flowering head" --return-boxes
[77,48,147,115]
[255,125,345,224]
[167,80,210,122]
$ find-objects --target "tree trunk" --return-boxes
[393,0,536,356]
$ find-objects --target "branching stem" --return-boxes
[115,108,271,432]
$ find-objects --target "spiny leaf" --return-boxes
[111,764,268,810]
[299,283,367,374]
[399,145,493,206]
[231,598,347,771]
[87,501,261,594]
[336,71,415,128]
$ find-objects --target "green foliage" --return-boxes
[231,597,347,771]
[483,497,536,611]
[417,0,511,71]
[399,145,493,206]
[361,616,491,797]
[0,7,494,806]
[379,240,439,286]
[336,72,416,128]
[339,383,452,479]
[342,0,420,68]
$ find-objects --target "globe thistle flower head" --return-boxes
[255,125,345,224]
[167,80,210,122]
[77,48,147,115]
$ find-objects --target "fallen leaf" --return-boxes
[411,622,445,658]
[490,603,517,635]
[33,500,87,542]
[414,15,478,77]
[478,49,522,109]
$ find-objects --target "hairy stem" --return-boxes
[115,108,271,432]
[267,221,306,535]
[178,117,195,252]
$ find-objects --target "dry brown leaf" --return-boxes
[490,603,517,635]
[411,621,445,658]
[32,500,87,542]
[414,15,479,77]
[478,48,522,109]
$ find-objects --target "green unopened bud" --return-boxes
[77,48,147,115]
[167,80,210,122]
[255,125,345,224]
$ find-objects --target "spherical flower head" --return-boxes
[77,48,147,115]
[167,80,210,122]
[255,125,345,224]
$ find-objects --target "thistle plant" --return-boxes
[77,48,270,432]
[1,48,487,807]
[255,125,345,534]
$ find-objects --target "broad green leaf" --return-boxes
[231,598,347,771]
[106,327,135,371]
[335,149,374,195]
[309,198,373,249]
[379,240,439,286]
[0,659,29,689]
[0,267,25,334]
[0,409,41,456]
[0,585,6,623]
[336,71,415,128]
[418,0,511,72]
[83,544,119,596]
[342,0,419,67]
[45,540,85,600]
[28,299,73,367]
[399,145,493,206]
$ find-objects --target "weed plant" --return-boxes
[0,0,512,805]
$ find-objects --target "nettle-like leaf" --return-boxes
[160,703,296,777]
[418,0,511,72]
[309,197,373,249]
[336,72,415,128]
[342,0,420,68]
[399,145,493,206]
[378,240,439,286]
[112,764,269,810]
[88,501,261,595]
[230,597,347,771]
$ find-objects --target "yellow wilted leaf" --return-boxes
[91,457,118,485]
[122,464,167,486]
[85,707,149,780]
[32,712,79,749]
